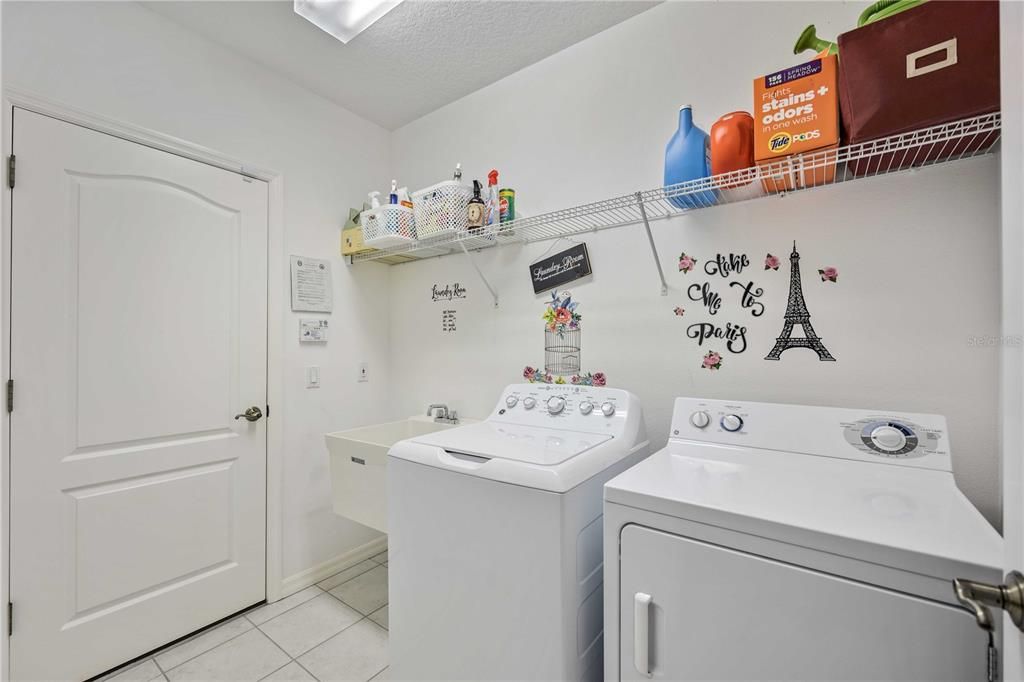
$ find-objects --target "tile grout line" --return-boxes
[158,623,255,677]
[259,612,372,661]
[317,562,378,590]
[136,562,382,681]
[292,657,321,681]
[247,585,325,625]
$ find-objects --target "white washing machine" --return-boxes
[604,397,1003,681]
[388,383,648,681]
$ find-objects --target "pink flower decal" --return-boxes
[523,366,536,381]
[765,253,780,271]
[555,307,571,324]
[818,266,838,283]
[702,351,722,371]
[673,307,685,316]
[591,372,607,387]
[678,253,697,274]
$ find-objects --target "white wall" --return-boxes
[2,1,392,585]
[389,1,1003,526]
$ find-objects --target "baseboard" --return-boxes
[278,535,388,599]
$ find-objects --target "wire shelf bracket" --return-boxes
[635,192,669,296]
[459,241,499,308]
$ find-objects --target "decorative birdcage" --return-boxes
[544,327,581,375]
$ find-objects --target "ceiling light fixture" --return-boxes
[294,0,404,44]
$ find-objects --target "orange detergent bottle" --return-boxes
[710,111,755,187]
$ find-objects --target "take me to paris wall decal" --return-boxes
[675,243,839,370]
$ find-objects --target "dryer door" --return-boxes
[619,524,988,681]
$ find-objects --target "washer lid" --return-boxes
[410,422,612,465]
[604,443,1002,581]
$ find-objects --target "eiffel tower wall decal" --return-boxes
[765,241,836,361]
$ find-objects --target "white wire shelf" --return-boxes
[350,113,1001,271]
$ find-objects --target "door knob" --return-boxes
[234,406,263,422]
[953,571,1024,632]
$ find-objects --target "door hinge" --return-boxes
[6,380,13,413]
[7,154,15,189]
[7,602,12,636]
[266,404,270,418]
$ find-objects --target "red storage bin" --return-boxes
[837,0,1000,176]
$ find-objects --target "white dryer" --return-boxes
[389,383,648,681]
[604,397,1002,681]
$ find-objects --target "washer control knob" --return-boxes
[721,414,744,432]
[523,397,537,410]
[601,401,616,417]
[690,410,711,429]
[547,396,566,415]
[579,401,594,415]
[505,395,519,408]
[870,425,907,453]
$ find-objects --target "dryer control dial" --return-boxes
[601,402,616,417]
[870,425,907,452]
[860,420,918,456]
[547,396,566,415]
[505,395,518,409]
[579,401,594,415]
[690,411,711,429]
[721,414,743,432]
[523,397,537,410]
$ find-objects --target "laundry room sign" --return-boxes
[431,282,467,302]
[529,242,592,294]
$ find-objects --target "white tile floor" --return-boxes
[101,551,390,682]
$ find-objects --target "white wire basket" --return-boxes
[411,180,471,241]
[362,204,417,249]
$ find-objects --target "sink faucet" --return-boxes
[426,403,459,424]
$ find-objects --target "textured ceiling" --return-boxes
[142,1,660,130]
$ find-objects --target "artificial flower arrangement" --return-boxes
[543,290,581,337]
[523,367,606,387]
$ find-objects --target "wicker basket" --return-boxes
[544,328,581,375]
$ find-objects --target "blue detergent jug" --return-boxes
[664,105,717,209]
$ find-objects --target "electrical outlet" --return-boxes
[306,366,320,388]
[358,362,369,383]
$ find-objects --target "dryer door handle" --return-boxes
[634,592,653,678]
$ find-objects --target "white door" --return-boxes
[1003,1,1024,680]
[619,525,989,681]
[8,109,268,681]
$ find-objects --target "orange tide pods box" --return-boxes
[754,55,839,191]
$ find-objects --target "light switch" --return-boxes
[306,366,320,388]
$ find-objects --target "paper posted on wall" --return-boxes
[290,256,333,312]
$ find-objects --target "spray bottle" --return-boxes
[389,180,398,205]
[486,169,500,229]
[368,191,381,209]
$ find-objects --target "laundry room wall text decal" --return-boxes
[676,250,767,362]
[431,282,467,302]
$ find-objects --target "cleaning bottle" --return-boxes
[664,105,717,209]
[397,187,413,209]
[467,180,485,230]
[368,191,381,209]
[486,170,500,229]
[389,180,398,205]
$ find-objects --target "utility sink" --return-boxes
[326,416,474,533]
